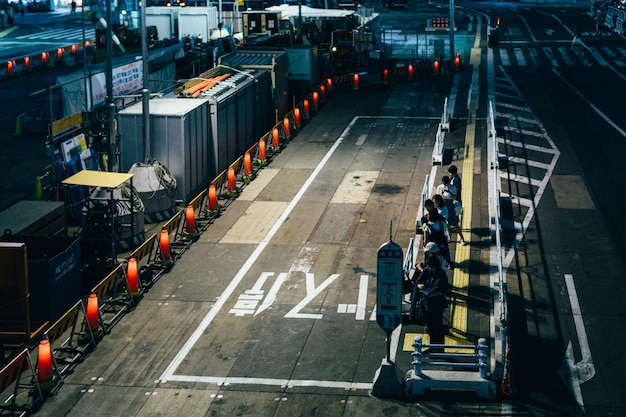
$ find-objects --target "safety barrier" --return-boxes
[405,336,496,398]
[432,123,445,165]
[0,349,44,414]
[43,300,96,378]
[440,96,450,131]
[488,100,511,397]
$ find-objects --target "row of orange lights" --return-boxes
[5,43,89,75]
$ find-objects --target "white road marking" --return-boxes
[159,116,357,383]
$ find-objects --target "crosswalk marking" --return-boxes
[543,47,559,67]
[514,48,526,66]
[496,46,626,69]
[16,28,95,41]
[499,48,510,66]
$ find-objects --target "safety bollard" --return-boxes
[478,338,488,378]
[411,335,424,375]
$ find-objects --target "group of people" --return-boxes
[405,164,466,351]
[0,0,26,27]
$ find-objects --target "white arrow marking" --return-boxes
[558,273,596,412]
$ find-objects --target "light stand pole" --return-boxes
[106,0,115,171]
[449,0,455,63]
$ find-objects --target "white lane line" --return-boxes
[164,374,373,390]
[159,117,358,383]
[356,274,369,321]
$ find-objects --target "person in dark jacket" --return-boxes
[416,255,450,350]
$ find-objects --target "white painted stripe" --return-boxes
[557,47,575,67]
[530,47,542,65]
[504,155,552,169]
[514,48,526,66]
[499,48,510,66]
[165,374,373,390]
[543,47,559,67]
[495,102,532,113]
[502,126,550,138]
[498,172,543,187]
[497,138,559,154]
[576,49,593,67]
[498,192,534,207]
[159,116,357,383]
[356,275,368,321]
[602,47,617,58]
[496,113,540,126]
[589,47,608,66]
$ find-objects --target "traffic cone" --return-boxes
[294,108,301,129]
[312,91,319,111]
[383,68,389,84]
[227,167,237,195]
[319,85,326,103]
[271,128,280,151]
[207,185,219,215]
[282,117,290,141]
[37,336,56,393]
[184,205,197,235]
[433,60,439,75]
[326,77,333,95]
[126,258,141,297]
[86,293,100,334]
[303,99,310,120]
[455,52,462,72]
[258,139,267,165]
[353,73,359,91]
[159,228,173,266]
[243,152,253,181]
[408,64,414,81]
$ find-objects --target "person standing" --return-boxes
[71,0,76,16]
[447,164,462,204]
[7,5,14,26]
[415,255,450,351]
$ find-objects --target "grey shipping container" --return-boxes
[118,98,213,202]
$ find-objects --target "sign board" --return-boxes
[376,240,403,332]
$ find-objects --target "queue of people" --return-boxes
[405,164,466,351]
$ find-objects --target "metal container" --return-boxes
[178,7,218,41]
[146,7,178,40]
[118,98,212,202]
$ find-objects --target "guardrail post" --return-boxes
[411,336,423,375]
[440,97,450,131]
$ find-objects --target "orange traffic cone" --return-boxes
[303,99,310,120]
[159,228,173,266]
[271,128,280,151]
[408,64,414,81]
[37,336,56,393]
[258,139,267,165]
[326,77,333,95]
[227,167,237,195]
[243,151,253,181]
[126,258,141,297]
[207,185,219,216]
[86,293,100,334]
[353,73,359,91]
[282,117,290,140]
[294,108,301,129]
[312,91,319,111]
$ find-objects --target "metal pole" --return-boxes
[141,0,150,162]
[449,0,455,62]
[106,0,115,171]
